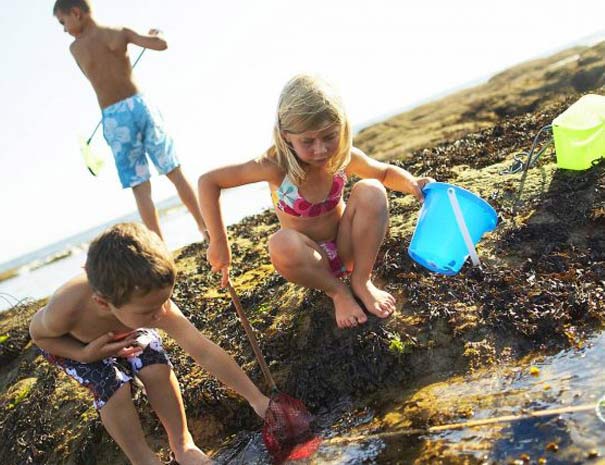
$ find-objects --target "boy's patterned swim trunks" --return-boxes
[41,329,172,410]
[102,94,179,188]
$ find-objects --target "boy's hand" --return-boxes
[207,240,231,288]
[81,332,141,363]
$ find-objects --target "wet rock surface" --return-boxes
[1,42,605,464]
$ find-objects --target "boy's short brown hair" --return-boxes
[85,223,176,307]
[53,0,91,15]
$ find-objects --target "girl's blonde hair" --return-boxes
[268,74,352,186]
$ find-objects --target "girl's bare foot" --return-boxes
[351,278,396,318]
[330,286,368,328]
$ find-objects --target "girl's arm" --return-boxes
[347,147,433,202]
[157,300,268,418]
[198,155,281,285]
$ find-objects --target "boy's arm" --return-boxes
[29,290,139,363]
[29,304,85,359]
[157,300,268,416]
[69,42,86,76]
[347,147,433,202]
[123,28,167,51]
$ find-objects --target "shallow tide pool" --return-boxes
[214,331,605,464]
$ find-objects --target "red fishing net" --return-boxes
[262,392,321,463]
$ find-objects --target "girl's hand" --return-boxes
[207,240,231,288]
[409,176,436,203]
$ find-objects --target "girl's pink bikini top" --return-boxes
[271,171,347,218]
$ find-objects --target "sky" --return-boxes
[1,0,605,264]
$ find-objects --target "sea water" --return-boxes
[0,183,272,311]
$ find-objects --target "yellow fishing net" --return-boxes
[79,137,105,176]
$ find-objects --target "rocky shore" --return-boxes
[1,42,604,465]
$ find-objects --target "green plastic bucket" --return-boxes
[552,94,605,170]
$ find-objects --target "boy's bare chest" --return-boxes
[70,304,131,344]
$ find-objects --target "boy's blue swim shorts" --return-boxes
[102,94,179,188]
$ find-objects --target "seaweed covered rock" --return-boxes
[1,41,605,465]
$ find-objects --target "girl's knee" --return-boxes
[351,179,388,209]
[268,230,306,269]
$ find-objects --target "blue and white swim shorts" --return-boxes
[41,329,172,410]
[102,94,179,188]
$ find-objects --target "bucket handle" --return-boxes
[447,187,481,267]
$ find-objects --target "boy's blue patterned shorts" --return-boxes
[41,329,172,410]
[102,94,179,188]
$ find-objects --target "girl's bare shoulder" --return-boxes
[343,147,364,175]
[256,149,286,186]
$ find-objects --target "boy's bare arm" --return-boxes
[69,42,86,76]
[158,300,266,408]
[29,300,84,360]
[123,28,167,51]
[29,290,138,362]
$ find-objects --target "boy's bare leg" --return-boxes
[338,180,395,318]
[269,228,367,328]
[132,181,164,240]
[137,364,211,465]
[165,167,207,236]
[99,383,162,465]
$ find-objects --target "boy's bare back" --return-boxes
[70,26,140,109]
[55,5,167,109]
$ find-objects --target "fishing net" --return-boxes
[262,392,320,463]
[79,137,105,176]
[226,282,320,463]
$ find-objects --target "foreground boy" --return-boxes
[53,0,205,240]
[30,223,269,465]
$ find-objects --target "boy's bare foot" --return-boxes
[351,279,396,318]
[173,440,213,465]
[331,286,368,328]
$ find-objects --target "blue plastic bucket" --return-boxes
[408,182,498,275]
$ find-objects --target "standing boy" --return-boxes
[53,0,206,240]
[30,222,269,465]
